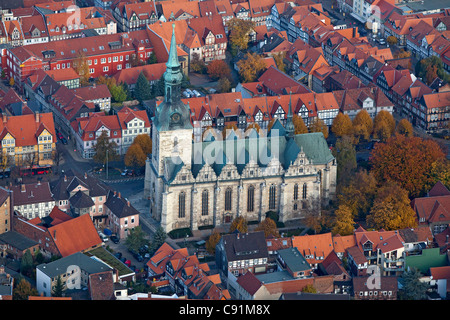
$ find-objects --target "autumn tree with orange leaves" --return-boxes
[370,134,446,197]
[331,112,353,137]
[237,52,267,83]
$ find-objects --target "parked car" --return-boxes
[98,231,109,242]
[114,252,122,259]
[183,90,191,98]
[192,89,201,97]
[121,169,129,176]
[61,137,68,145]
[110,235,120,244]
[124,260,131,267]
[135,254,144,262]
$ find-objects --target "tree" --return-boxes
[226,18,255,52]
[20,249,33,277]
[245,122,261,134]
[148,52,158,64]
[352,110,373,142]
[13,278,38,300]
[373,110,395,141]
[301,284,317,293]
[399,268,429,300]
[370,134,445,197]
[255,217,280,238]
[52,276,64,297]
[395,118,413,137]
[293,114,308,134]
[331,112,353,137]
[366,181,418,230]
[237,52,267,83]
[425,158,450,191]
[218,77,232,93]
[93,130,119,165]
[229,216,248,233]
[125,226,149,252]
[416,56,450,84]
[386,36,398,46]
[134,72,152,102]
[110,83,128,103]
[337,169,378,220]
[273,52,286,73]
[206,231,221,255]
[309,118,329,139]
[73,51,90,86]
[332,205,355,236]
[333,136,357,186]
[132,134,152,155]
[124,143,146,168]
[190,52,207,74]
[207,59,231,81]
[150,226,167,254]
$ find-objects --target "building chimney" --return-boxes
[64,175,67,182]
[84,172,87,179]
[2,113,6,123]
[21,184,26,192]
[35,111,40,123]
[127,200,130,207]
[118,192,121,199]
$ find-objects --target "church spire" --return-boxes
[285,91,295,139]
[166,23,180,69]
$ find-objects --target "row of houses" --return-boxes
[0,1,116,47]
[0,169,140,242]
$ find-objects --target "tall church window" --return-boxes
[225,187,232,211]
[269,184,276,210]
[293,184,298,200]
[302,183,307,199]
[202,190,209,216]
[247,185,254,212]
[178,192,185,218]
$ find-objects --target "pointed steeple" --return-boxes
[285,91,295,139]
[166,23,180,69]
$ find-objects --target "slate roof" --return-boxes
[36,251,112,278]
[69,190,95,209]
[104,191,140,219]
[0,231,38,251]
[221,231,268,263]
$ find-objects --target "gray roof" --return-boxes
[37,252,112,278]
[104,191,139,218]
[0,231,38,251]
[221,231,268,262]
[278,247,311,273]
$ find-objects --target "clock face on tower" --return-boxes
[171,112,181,123]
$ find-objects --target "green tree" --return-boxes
[399,268,429,300]
[93,130,119,165]
[52,276,64,297]
[416,55,450,84]
[148,52,158,64]
[150,226,167,254]
[110,83,128,103]
[333,136,357,186]
[125,226,149,253]
[20,249,33,277]
[134,72,152,102]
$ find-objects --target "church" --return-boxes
[144,24,337,233]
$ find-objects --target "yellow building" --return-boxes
[0,112,56,170]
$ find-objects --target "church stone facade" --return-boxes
[144,24,337,233]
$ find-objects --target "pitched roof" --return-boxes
[104,191,140,218]
[113,63,166,85]
[48,214,103,257]
[10,182,54,206]
[291,232,334,265]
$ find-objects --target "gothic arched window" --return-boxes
[202,190,209,216]
[178,192,185,218]
[225,187,232,211]
[269,184,276,210]
[302,183,307,199]
[247,185,255,212]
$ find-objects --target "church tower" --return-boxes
[151,23,193,177]
[148,24,193,222]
